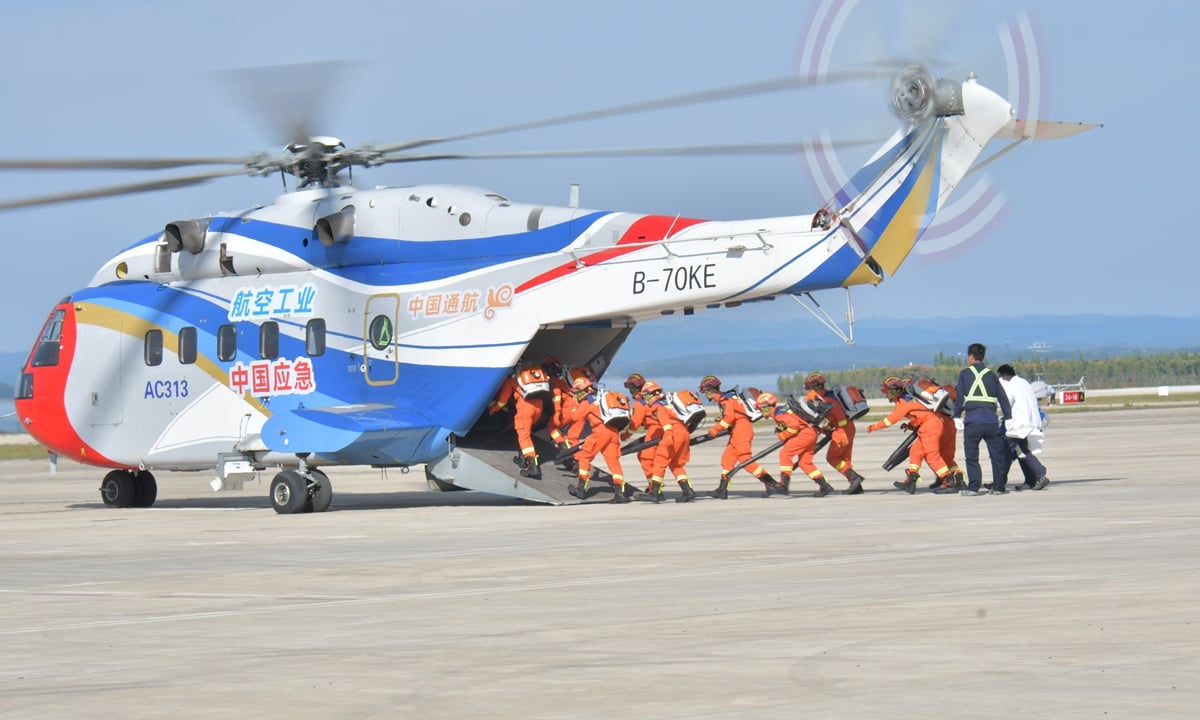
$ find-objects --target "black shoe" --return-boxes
[1033,476,1050,491]
[933,484,958,494]
[983,482,994,491]
[844,477,863,495]
[708,479,730,499]
[610,485,631,503]
[676,484,696,503]
[568,484,587,500]
[989,487,1009,495]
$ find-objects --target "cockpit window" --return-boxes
[31,309,65,368]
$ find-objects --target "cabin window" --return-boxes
[217,324,237,361]
[178,326,197,364]
[306,318,326,356]
[31,308,66,368]
[259,321,279,360]
[144,329,163,366]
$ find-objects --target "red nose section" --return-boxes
[15,302,119,468]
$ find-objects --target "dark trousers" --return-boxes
[1003,436,1047,487]
[963,421,1007,491]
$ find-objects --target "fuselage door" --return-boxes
[363,294,399,386]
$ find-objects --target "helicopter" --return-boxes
[4,63,1095,513]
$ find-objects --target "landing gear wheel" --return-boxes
[306,469,333,513]
[132,472,158,508]
[100,469,137,507]
[270,470,309,514]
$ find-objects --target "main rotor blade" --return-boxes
[374,139,878,164]
[0,156,258,171]
[0,168,251,212]
[370,70,888,155]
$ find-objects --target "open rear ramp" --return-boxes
[424,433,619,505]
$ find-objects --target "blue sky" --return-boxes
[0,0,1195,355]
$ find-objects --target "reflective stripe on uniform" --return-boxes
[967,366,999,404]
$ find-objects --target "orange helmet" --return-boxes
[624,373,645,391]
[699,375,721,393]
[572,377,594,392]
[756,392,778,409]
[880,376,906,394]
[804,372,827,389]
[641,380,662,396]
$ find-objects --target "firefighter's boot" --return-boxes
[775,472,792,496]
[952,469,966,491]
[643,479,664,504]
[519,455,541,480]
[843,469,865,495]
[894,470,918,494]
[759,472,778,498]
[609,482,631,504]
[568,479,589,500]
[676,481,696,503]
[708,474,731,499]
[812,475,835,497]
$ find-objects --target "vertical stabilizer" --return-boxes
[934,76,1015,212]
[836,73,1015,286]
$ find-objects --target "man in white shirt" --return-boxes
[997,364,1050,491]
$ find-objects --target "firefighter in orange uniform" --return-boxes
[756,392,835,497]
[907,377,966,493]
[867,376,954,493]
[566,378,630,503]
[639,381,697,503]
[488,364,548,479]
[540,355,574,453]
[622,373,663,493]
[561,365,597,449]
[803,372,866,495]
[700,375,775,499]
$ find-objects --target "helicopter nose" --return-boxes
[14,301,112,464]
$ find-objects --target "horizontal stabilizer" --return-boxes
[997,119,1102,140]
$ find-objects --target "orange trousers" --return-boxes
[577,423,625,486]
[906,418,951,479]
[780,424,821,479]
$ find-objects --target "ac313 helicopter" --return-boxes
[3,60,1095,513]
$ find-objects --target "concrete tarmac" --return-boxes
[1,406,1197,719]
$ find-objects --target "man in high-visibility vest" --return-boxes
[952,343,1013,496]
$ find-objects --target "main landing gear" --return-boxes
[269,468,333,515]
[99,469,157,508]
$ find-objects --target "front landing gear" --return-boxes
[99,469,157,508]
[270,468,334,514]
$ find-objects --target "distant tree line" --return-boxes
[778,351,1200,397]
